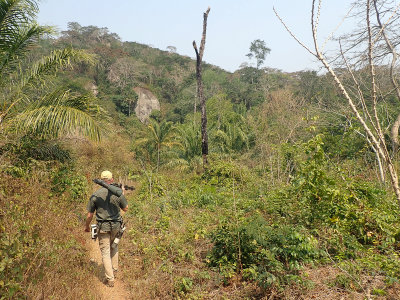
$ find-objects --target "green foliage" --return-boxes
[4,165,27,178]
[294,71,339,106]
[328,250,400,292]
[174,276,193,295]
[246,39,271,69]
[4,6,400,299]
[110,93,137,116]
[201,159,246,186]
[0,200,40,298]
[58,23,121,61]
[9,89,105,141]
[149,109,162,122]
[320,118,366,159]
[208,217,323,289]
[0,1,102,142]
[172,122,202,168]
[0,138,71,164]
[290,135,399,242]
[51,165,88,201]
[154,76,178,103]
[136,172,167,202]
[132,119,178,170]
[233,66,265,108]
[206,94,253,153]
[0,0,49,80]
[270,135,400,262]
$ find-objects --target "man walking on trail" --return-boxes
[85,170,128,287]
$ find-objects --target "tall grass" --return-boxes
[0,166,96,299]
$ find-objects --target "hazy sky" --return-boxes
[37,0,355,73]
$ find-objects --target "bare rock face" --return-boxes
[85,82,98,96]
[134,87,160,123]
[90,82,98,96]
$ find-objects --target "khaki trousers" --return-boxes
[98,231,119,281]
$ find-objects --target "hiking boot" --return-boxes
[103,278,115,287]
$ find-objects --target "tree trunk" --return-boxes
[371,144,385,183]
[391,113,400,154]
[373,0,400,155]
[157,144,160,172]
[194,96,197,115]
[193,7,211,168]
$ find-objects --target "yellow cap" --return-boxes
[101,170,113,180]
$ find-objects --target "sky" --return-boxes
[37,0,356,73]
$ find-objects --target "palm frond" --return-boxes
[10,105,102,140]
[0,23,49,75]
[19,47,95,91]
[29,87,69,108]
[0,0,37,19]
[0,0,104,142]
[0,0,38,37]
[132,137,151,148]
[175,123,202,160]
[163,158,190,171]
[1,48,96,118]
[0,0,49,76]
[163,140,181,149]
[7,88,105,141]
[147,119,160,143]
[213,129,231,151]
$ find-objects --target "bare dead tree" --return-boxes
[372,0,400,153]
[193,7,211,167]
[274,0,400,206]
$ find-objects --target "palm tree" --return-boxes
[9,88,105,140]
[133,119,177,171]
[175,122,201,161]
[212,114,250,153]
[0,0,103,140]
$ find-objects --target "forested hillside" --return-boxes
[2,1,400,299]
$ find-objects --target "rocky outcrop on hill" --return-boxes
[134,87,160,123]
[90,82,98,96]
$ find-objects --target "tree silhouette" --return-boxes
[246,39,271,69]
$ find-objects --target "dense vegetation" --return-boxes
[1,1,400,299]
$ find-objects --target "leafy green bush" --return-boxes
[321,121,366,159]
[174,276,193,296]
[0,201,40,298]
[208,216,324,289]
[51,165,88,201]
[201,159,247,186]
[4,165,27,178]
[0,138,71,164]
[284,135,400,250]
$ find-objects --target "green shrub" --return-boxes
[208,216,324,289]
[0,138,71,164]
[137,173,167,202]
[0,201,40,298]
[283,135,400,252]
[51,165,88,201]
[201,159,247,186]
[4,165,27,178]
[174,276,193,295]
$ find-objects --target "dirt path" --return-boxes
[86,235,132,300]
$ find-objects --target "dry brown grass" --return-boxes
[0,170,99,299]
[65,132,137,179]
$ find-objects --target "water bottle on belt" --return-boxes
[112,224,126,248]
